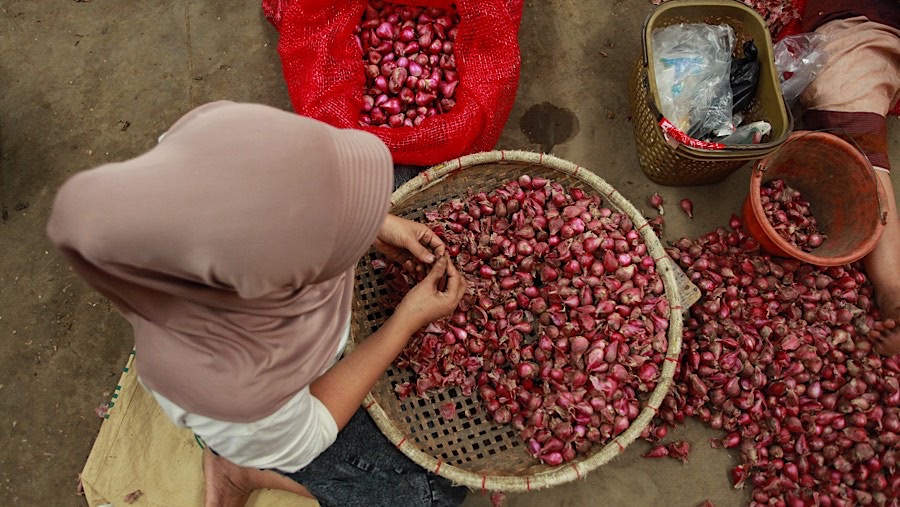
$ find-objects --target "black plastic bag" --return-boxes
[731,40,760,114]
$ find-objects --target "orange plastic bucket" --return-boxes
[741,131,887,267]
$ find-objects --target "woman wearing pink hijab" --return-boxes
[47,101,468,506]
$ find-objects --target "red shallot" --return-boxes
[643,444,669,458]
[649,192,664,215]
[679,198,694,219]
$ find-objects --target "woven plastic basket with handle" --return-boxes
[628,0,794,186]
[347,150,698,492]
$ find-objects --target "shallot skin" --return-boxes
[666,440,691,463]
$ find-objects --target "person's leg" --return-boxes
[288,407,468,507]
[799,17,900,354]
[202,447,314,507]
[200,407,468,507]
[865,170,900,354]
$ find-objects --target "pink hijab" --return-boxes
[47,101,393,422]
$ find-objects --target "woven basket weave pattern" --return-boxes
[350,151,687,492]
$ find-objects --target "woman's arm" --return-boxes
[310,255,466,429]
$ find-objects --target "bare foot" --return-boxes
[202,448,314,507]
[203,448,253,507]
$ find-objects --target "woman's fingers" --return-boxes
[425,254,449,285]
[405,227,444,265]
[443,258,466,299]
[404,236,437,265]
[420,228,446,258]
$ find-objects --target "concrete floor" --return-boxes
[0,1,897,506]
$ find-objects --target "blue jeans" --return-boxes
[287,408,468,507]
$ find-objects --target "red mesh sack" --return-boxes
[263,0,523,166]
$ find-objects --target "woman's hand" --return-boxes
[311,254,465,429]
[311,254,465,430]
[393,254,467,334]
[374,215,445,273]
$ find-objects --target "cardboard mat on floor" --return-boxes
[80,351,317,507]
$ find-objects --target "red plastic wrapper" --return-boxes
[263,0,524,166]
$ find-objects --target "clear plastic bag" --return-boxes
[652,23,736,140]
[773,33,828,104]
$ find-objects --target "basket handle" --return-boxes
[755,129,889,225]
[639,9,652,68]
[821,128,889,225]
[639,69,664,121]
[641,0,760,69]
[638,8,660,117]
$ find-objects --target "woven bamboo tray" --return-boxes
[348,150,697,493]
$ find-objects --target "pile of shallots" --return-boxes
[659,216,898,506]
[761,178,826,251]
[378,176,670,465]
[355,1,459,128]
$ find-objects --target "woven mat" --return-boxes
[80,351,317,507]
